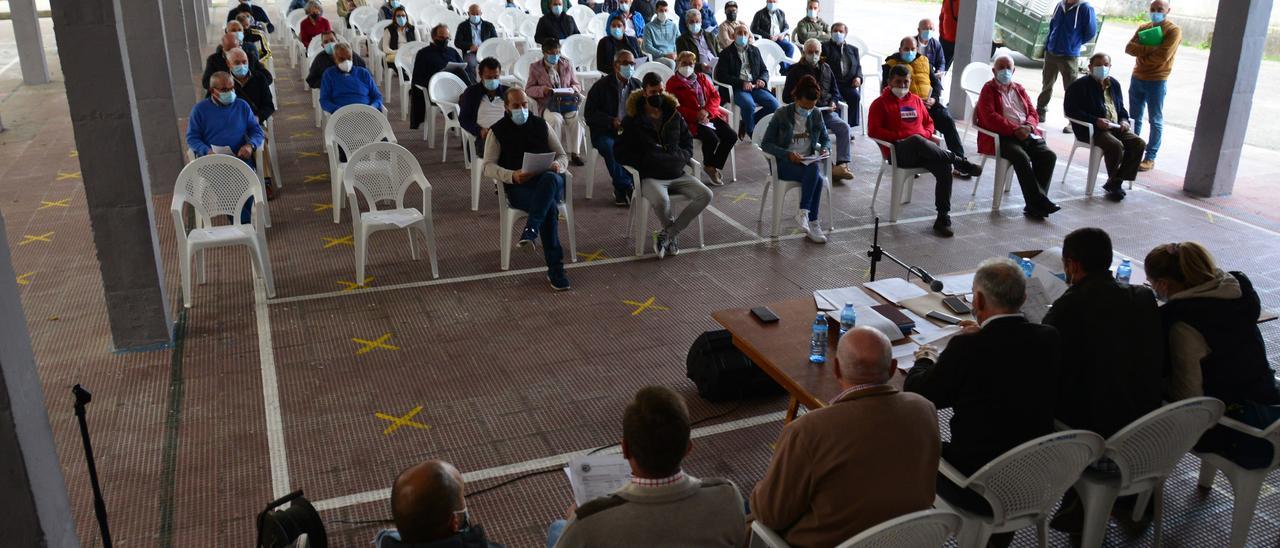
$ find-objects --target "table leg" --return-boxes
[784,397,800,424]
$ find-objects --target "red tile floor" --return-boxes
[4,36,1280,548]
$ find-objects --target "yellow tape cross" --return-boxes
[19,232,54,245]
[304,173,329,184]
[337,276,374,291]
[38,199,70,210]
[297,150,324,158]
[68,150,79,158]
[291,131,316,138]
[286,114,309,121]
[56,171,81,181]
[577,249,607,262]
[15,272,34,285]
[1207,212,1216,224]
[353,332,399,355]
[622,296,669,316]
[312,202,334,212]
[375,405,430,436]
[731,192,758,204]
[322,235,354,248]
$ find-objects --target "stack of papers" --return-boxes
[522,152,556,176]
[564,454,631,505]
[813,287,880,311]
[863,278,927,304]
[892,341,921,370]
[824,306,906,342]
[936,273,976,296]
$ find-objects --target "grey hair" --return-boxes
[992,54,1015,68]
[209,71,234,88]
[803,38,822,51]
[226,47,248,61]
[332,41,353,55]
[613,49,635,64]
[685,9,701,22]
[973,258,1027,311]
[306,0,322,12]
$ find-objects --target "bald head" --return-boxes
[835,327,894,385]
[1150,0,1170,13]
[391,460,465,543]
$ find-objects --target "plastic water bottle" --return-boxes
[839,302,857,335]
[1116,259,1133,283]
[808,313,828,364]
[1019,257,1035,278]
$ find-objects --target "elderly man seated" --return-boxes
[975,55,1059,219]
[373,460,505,547]
[676,8,719,73]
[202,31,264,92]
[227,47,277,196]
[233,13,272,63]
[320,42,384,113]
[307,31,368,89]
[185,71,264,222]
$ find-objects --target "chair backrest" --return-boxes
[478,37,521,72]
[517,17,539,42]
[174,155,262,226]
[428,71,468,106]
[755,39,784,67]
[512,50,543,84]
[836,509,962,548]
[569,5,596,31]
[967,430,1105,527]
[497,10,519,35]
[287,9,308,33]
[343,142,430,210]
[562,34,598,70]
[1104,397,1225,490]
[325,104,398,156]
[751,113,774,148]
[634,61,673,84]
[960,61,991,95]
[369,19,395,48]
[437,11,467,33]
[846,35,870,59]
[350,6,381,34]
[395,41,429,79]
[587,12,610,38]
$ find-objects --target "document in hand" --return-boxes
[211,145,235,156]
[522,152,556,176]
[799,152,830,166]
[552,87,577,95]
[565,454,632,505]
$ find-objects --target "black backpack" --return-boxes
[686,330,783,402]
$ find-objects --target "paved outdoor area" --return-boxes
[3,2,1280,547]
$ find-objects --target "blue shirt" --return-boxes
[320,65,384,113]
[185,98,265,158]
[642,18,679,57]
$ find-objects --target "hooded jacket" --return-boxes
[881,53,934,101]
[1045,1,1098,58]
[616,91,694,180]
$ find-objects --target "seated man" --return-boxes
[975,55,1059,219]
[186,71,264,223]
[373,460,505,548]
[791,0,829,44]
[1064,52,1146,201]
[597,16,643,78]
[225,20,257,63]
[534,0,581,47]
[227,0,275,33]
[455,3,498,80]
[234,13,272,63]
[320,42,384,113]
[676,8,719,73]
[610,0,646,38]
[867,64,982,238]
[822,23,862,127]
[713,23,778,139]
[525,39,586,166]
[753,327,939,548]
[783,38,852,182]
[618,72,713,259]
[459,57,509,155]
[307,31,368,89]
[677,0,717,32]
[411,24,472,128]
[227,48,277,195]
[882,36,976,179]
[905,258,1061,548]
[642,1,680,69]
[750,0,794,60]
[584,50,643,206]
[548,386,746,547]
[202,31,264,92]
[482,89,573,291]
[716,1,740,49]
[916,18,946,81]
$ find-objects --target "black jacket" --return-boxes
[596,35,642,78]
[822,40,862,87]
[412,42,468,88]
[1044,273,1163,438]
[616,92,693,180]
[905,316,1061,475]
[714,43,767,89]
[584,74,642,137]
[676,29,721,70]
[750,7,788,38]
[534,14,580,47]
[234,69,277,123]
[459,82,510,137]
[1064,75,1130,143]
[306,51,367,89]
[202,47,265,94]
[454,19,498,52]
[782,61,841,107]
[227,3,274,33]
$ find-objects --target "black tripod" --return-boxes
[866,217,944,291]
[74,384,112,548]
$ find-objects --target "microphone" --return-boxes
[910,266,945,293]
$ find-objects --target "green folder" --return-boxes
[1137,25,1164,46]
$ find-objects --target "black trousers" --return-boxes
[928,101,966,159]
[941,40,956,72]
[893,134,956,215]
[694,118,736,169]
[1094,127,1146,187]
[999,136,1056,210]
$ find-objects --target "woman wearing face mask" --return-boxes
[299,1,333,49]
[759,75,831,243]
[526,39,586,166]
[381,7,417,68]
[596,16,643,78]
[1145,242,1280,468]
[665,51,735,185]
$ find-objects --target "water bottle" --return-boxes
[1019,257,1035,279]
[808,313,828,364]
[839,302,857,335]
[1116,259,1132,283]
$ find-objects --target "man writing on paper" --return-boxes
[1124,0,1180,172]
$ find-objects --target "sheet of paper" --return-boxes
[521,152,556,176]
[912,325,961,346]
[210,145,234,156]
[552,87,576,95]
[813,286,880,311]
[892,341,921,370]
[864,278,928,304]
[564,454,631,505]
[903,309,960,342]
[1031,267,1067,302]
[1022,277,1054,324]
[799,152,830,166]
[899,293,976,324]
[936,272,976,295]
[824,306,905,342]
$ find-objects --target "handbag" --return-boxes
[547,91,580,114]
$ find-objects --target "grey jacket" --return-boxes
[554,474,746,547]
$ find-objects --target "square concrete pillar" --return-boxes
[162,0,199,114]
[184,0,206,91]
[122,0,187,194]
[9,0,50,84]
[946,0,996,120]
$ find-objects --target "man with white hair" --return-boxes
[905,257,1061,548]
[752,327,940,548]
[974,55,1059,219]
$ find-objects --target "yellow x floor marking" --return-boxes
[731,192,758,203]
[322,235,354,248]
[353,333,399,355]
[19,232,54,245]
[291,131,316,138]
[1207,212,1216,224]
[375,405,430,436]
[15,272,35,285]
[337,276,374,291]
[297,150,324,158]
[68,150,78,158]
[304,173,329,184]
[286,114,309,120]
[623,297,669,316]
[38,199,70,210]
[56,171,81,181]
[577,249,607,262]
[312,202,334,212]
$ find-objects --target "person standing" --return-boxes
[938,0,959,71]
[1037,0,1097,132]
[1124,0,1180,172]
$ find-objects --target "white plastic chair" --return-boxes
[633,60,673,83]
[753,39,787,98]
[847,35,881,135]
[1195,411,1280,548]
[958,62,990,142]
[751,113,833,237]
[517,17,540,49]
[622,161,706,256]
[568,4,596,33]
[749,509,962,548]
[287,9,308,68]
[869,137,931,222]
[510,49,543,86]
[1074,397,1225,548]
[474,159,579,270]
[426,72,469,160]
[367,20,396,93]
[562,34,603,89]
[586,12,610,38]
[169,155,275,308]
[1062,117,1132,195]
[477,37,522,84]
[343,142,440,282]
[971,127,1016,210]
[350,5,381,51]
[395,41,429,121]
[936,430,1105,548]
[325,104,399,223]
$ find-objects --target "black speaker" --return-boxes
[256,491,328,548]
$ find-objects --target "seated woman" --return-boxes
[525,39,585,165]
[1146,241,1280,468]
[759,74,829,244]
[300,1,334,48]
[664,51,735,186]
[381,6,417,69]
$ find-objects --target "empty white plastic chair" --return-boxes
[367,19,396,94]
[517,17,540,49]
[287,9,308,68]
[750,113,834,237]
[1061,117,1133,195]
[395,41,428,121]
[754,39,788,98]
[633,60,673,83]
[325,104,399,223]
[971,127,1016,210]
[170,155,276,308]
[869,136,932,222]
[562,34,603,90]
[586,12,610,38]
[1074,397,1225,548]
[1195,411,1280,548]
[477,37,523,86]
[426,72,469,159]
[343,142,440,282]
[510,49,543,86]
[846,35,880,135]
[958,62,991,142]
[936,430,1105,548]
[568,5,596,34]
[622,162,706,257]
[749,509,961,548]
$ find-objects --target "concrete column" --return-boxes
[162,0,199,114]
[9,0,50,84]
[50,0,175,350]
[185,0,206,89]
[122,0,187,193]
[0,211,80,548]
[946,0,996,120]
[1185,0,1274,197]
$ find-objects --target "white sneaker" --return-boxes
[805,223,828,244]
[794,210,810,231]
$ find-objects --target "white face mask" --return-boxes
[677,65,694,77]
[891,86,909,98]
[338,60,354,72]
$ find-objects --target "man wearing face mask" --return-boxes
[674,0,716,32]
[307,32,368,89]
[1064,53,1145,201]
[714,23,778,139]
[750,0,794,61]
[379,0,401,20]
[783,39,852,182]
[456,4,498,80]
[975,55,1059,219]
[1038,0,1098,129]
[202,32,265,92]
[228,48,277,197]
[1124,0,1179,173]
[373,460,505,548]
[882,36,978,179]
[792,0,828,44]
[643,1,680,69]
[676,10,719,72]
[585,50,644,205]
[227,0,274,34]
[299,1,333,48]
[225,21,257,64]
[186,71,264,223]
[597,16,644,78]
[916,19,945,81]
[482,89,573,291]
[822,23,862,127]
[716,1,739,48]
[320,42,384,113]
[411,24,472,127]
[610,0,647,38]
[535,0,581,47]
[459,58,509,154]
[526,39,586,166]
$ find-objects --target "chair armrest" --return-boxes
[1065,117,1094,144]
[1218,416,1270,438]
[869,137,897,165]
[974,126,1001,150]
[749,521,789,548]
[169,194,189,236]
[938,458,971,489]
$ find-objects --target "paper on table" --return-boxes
[825,306,905,342]
[864,278,928,304]
[903,309,960,342]
[211,145,235,156]
[936,272,976,295]
[522,152,556,176]
[564,454,631,505]
[814,286,880,311]
[892,341,921,370]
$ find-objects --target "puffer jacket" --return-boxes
[881,53,933,100]
[616,91,693,180]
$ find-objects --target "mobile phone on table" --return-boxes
[941,296,971,315]
[750,306,780,323]
[927,310,962,325]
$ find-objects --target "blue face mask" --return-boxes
[618,64,635,78]
[900,51,917,63]
[832,31,844,43]
[796,106,812,117]
[735,36,748,47]
[918,30,931,42]
[806,9,817,19]
[395,16,407,26]
[995,68,1013,85]
[324,42,335,55]
[511,107,529,125]
[551,5,563,14]
[545,53,560,65]
[619,2,630,11]
[766,2,777,11]
[470,15,482,24]
[1092,65,1110,81]
[483,78,500,90]
[216,90,237,105]
[610,27,624,39]
[234,31,245,42]
[390,0,400,7]
[688,23,701,34]
[1150,12,1165,24]
[232,64,250,77]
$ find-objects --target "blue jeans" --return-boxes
[773,38,795,71]
[505,172,565,273]
[776,160,822,221]
[546,519,568,548]
[591,133,633,191]
[1129,77,1166,161]
[732,88,780,136]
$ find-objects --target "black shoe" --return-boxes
[1044,201,1062,214]
[1024,206,1048,220]
[952,168,972,180]
[613,187,632,207]
[547,270,571,291]
[932,216,954,238]
[517,227,538,248]
[958,158,983,178]
[571,154,585,167]
[1062,125,1073,134]
[265,181,277,201]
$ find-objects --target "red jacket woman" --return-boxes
[664,54,736,183]
[665,69,727,127]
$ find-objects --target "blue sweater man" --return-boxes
[185,92,265,222]
[1036,0,1097,119]
[320,65,384,113]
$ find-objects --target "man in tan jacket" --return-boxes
[750,327,940,548]
[1124,0,1180,172]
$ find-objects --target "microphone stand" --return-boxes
[866,217,944,292]
[73,384,113,548]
